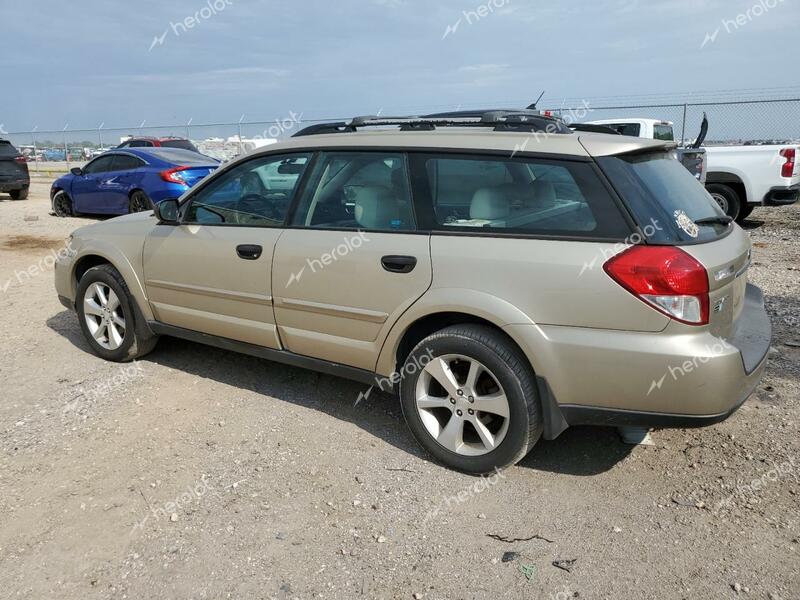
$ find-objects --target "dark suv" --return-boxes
[117,136,199,153]
[0,140,30,200]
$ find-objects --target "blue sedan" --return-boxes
[51,147,219,217]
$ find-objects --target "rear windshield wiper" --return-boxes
[694,216,733,226]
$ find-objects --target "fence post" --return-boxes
[680,103,688,146]
[31,126,38,174]
[63,123,70,171]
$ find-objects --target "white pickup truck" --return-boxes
[587,118,800,222]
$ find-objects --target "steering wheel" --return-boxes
[236,193,280,222]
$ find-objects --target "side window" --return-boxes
[110,155,144,171]
[292,152,415,231]
[411,154,630,238]
[83,156,116,174]
[653,124,675,141]
[183,153,310,226]
[127,140,152,148]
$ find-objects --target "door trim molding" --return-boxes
[274,297,388,324]
[147,279,273,306]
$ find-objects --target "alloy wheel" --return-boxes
[83,282,126,350]
[415,354,510,456]
[710,192,729,214]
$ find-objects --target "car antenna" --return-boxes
[526,91,546,110]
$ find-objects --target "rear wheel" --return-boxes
[10,188,28,200]
[76,265,158,362]
[706,183,741,220]
[129,190,152,213]
[53,191,74,217]
[399,324,542,474]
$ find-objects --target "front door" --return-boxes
[142,152,312,348]
[272,151,432,371]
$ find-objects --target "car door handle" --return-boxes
[236,244,263,260]
[381,255,417,273]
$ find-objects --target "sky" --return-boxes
[1,0,798,139]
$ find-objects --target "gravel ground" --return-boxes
[0,182,798,600]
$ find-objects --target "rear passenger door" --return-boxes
[102,153,146,213]
[271,151,432,371]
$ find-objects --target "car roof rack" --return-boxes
[293,110,571,137]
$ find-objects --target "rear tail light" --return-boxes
[779,148,796,178]
[160,166,191,185]
[604,246,710,325]
[14,156,26,165]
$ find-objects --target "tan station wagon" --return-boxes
[54,112,772,473]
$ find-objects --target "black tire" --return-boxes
[736,203,755,223]
[76,264,158,362]
[10,187,28,200]
[706,183,741,220]
[399,324,542,474]
[52,191,74,217]
[129,190,153,213]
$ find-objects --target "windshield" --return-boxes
[597,152,729,243]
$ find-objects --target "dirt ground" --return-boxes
[0,180,798,600]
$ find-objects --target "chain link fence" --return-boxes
[5,98,800,172]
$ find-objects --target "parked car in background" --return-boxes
[50,147,218,217]
[586,118,707,184]
[704,144,800,221]
[118,136,199,153]
[0,139,30,200]
[54,112,770,473]
[584,117,800,221]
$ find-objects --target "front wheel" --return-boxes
[76,265,158,362]
[399,324,542,474]
[706,183,741,220]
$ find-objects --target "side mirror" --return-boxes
[70,167,83,176]
[154,198,180,224]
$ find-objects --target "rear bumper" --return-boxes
[507,284,771,437]
[0,179,29,192]
[763,183,799,206]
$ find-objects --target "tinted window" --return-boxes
[597,152,729,242]
[605,123,642,137]
[184,153,310,226]
[110,154,144,171]
[83,156,116,174]
[160,139,198,152]
[148,148,217,165]
[412,154,630,238]
[292,152,415,231]
[653,124,674,141]
[0,141,19,157]
[127,140,152,147]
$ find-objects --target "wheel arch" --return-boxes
[376,289,539,379]
[70,247,154,322]
[705,171,748,204]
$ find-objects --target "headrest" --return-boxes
[354,186,399,229]
[470,187,510,220]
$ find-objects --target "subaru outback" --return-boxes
[54,112,771,474]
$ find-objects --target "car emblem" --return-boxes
[674,210,699,238]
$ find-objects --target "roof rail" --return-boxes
[293,111,571,137]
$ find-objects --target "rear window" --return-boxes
[410,153,631,239]
[148,148,218,165]
[597,152,729,243]
[161,139,198,152]
[605,123,642,137]
[653,124,674,141]
[0,141,20,157]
